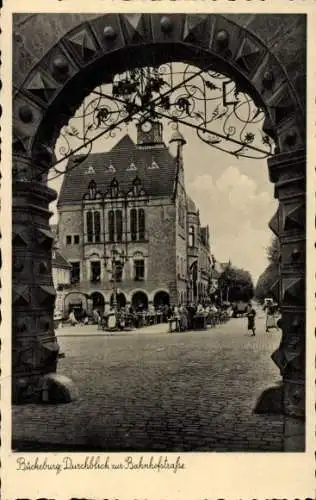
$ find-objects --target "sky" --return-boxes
[48,65,277,285]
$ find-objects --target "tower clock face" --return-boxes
[141,121,152,133]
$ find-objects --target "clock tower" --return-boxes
[137,120,164,147]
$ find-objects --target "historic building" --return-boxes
[56,121,213,315]
[50,225,72,291]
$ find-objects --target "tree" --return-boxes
[218,263,254,303]
[267,236,280,265]
[255,236,280,302]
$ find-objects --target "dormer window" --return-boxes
[88,180,96,200]
[148,160,159,170]
[86,166,95,175]
[133,177,142,197]
[110,178,119,198]
[127,162,137,171]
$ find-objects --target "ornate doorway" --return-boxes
[12,13,306,449]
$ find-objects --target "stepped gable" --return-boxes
[58,135,177,205]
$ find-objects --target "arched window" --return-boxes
[94,211,101,243]
[108,209,123,243]
[130,208,146,241]
[86,210,101,243]
[133,177,142,197]
[110,178,119,198]
[189,226,195,247]
[116,209,123,242]
[88,180,96,200]
[109,210,115,242]
[130,208,137,241]
[87,210,93,243]
[138,208,145,240]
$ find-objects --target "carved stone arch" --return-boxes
[12,14,306,448]
[14,13,304,164]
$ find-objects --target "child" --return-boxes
[247,302,256,336]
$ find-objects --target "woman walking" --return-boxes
[246,302,256,336]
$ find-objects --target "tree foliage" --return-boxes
[267,236,280,265]
[255,236,280,302]
[218,263,254,302]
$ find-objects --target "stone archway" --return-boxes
[153,290,170,309]
[90,291,105,315]
[110,292,126,309]
[12,14,306,448]
[131,291,148,311]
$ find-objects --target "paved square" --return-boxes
[12,313,284,451]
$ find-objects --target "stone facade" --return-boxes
[56,123,212,314]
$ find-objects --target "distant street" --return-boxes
[13,309,284,452]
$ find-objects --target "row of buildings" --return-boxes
[52,120,217,316]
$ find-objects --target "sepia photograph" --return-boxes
[9,11,307,457]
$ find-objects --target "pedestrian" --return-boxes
[246,302,256,336]
[265,302,278,333]
[68,309,78,326]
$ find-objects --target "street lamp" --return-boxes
[106,247,126,313]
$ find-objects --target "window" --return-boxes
[138,208,145,240]
[66,235,72,245]
[116,209,123,242]
[108,209,122,242]
[86,210,101,243]
[88,180,96,200]
[134,259,145,281]
[110,179,119,198]
[94,211,101,243]
[133,177,142,197]
[87,211,93,243]
[74,235,80,244]
[131,209,137,241]
[189,226,195,247]
[109,210,115,242]
[90,261,101,282]
[130,208,146,241]
[70,262,80,283]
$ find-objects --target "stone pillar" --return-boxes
[12,154,76,404]
[268,149,305,450]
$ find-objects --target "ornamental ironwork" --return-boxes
[50,62,274,182]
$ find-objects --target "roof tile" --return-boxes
[58,135,177,205]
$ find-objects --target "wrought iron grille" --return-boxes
[51,62,274,181]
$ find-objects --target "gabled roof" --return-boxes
[52,251,72,269]
[58,135,177,206]
[187,196,197,214]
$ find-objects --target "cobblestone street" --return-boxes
[12,311,284,452]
